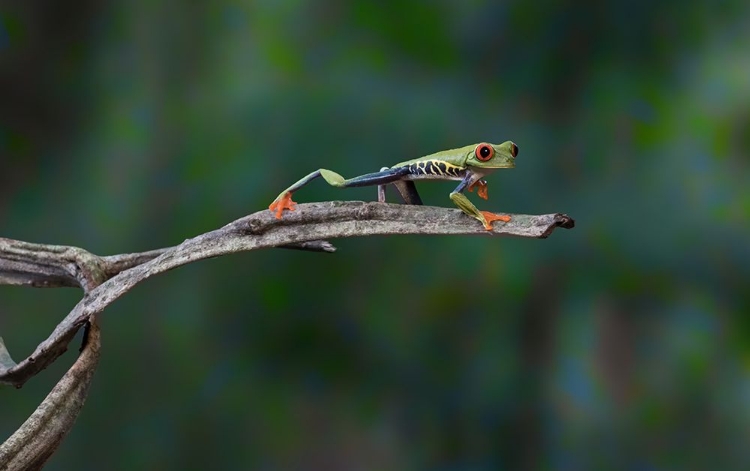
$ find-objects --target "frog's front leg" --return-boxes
[468,179,489,200]
[449,173,510,230]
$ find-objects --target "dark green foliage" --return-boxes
[1,0,749,468]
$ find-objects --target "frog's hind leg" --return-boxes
[270,167,411,219]
[392,181,423,205]
[377,167,389,203]
[269,169,326,218]
[376,167,423,205]
[333,166,411,188]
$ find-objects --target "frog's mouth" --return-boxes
[484,160,515,170]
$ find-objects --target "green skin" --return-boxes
[269,141,518,229]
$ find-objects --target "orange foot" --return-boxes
[269,192,297,219]
[468,180,489,200]
[479,211,511,230]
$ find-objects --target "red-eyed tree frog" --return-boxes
[269,141,518,230]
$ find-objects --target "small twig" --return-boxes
[0,337,17,372]
[99,248,169,279]
[278,240,337,253]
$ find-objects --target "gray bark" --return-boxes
[0,201,574,469]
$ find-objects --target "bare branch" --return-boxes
[0,238,107,291]
[99,248,169,279]
[0,201,573,468]
[0,318,102,471]
[1,202,574,388]
[0,240,335,290]
[97,240,335,278]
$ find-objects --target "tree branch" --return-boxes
[0,318,101,470]
[1,201,574,388]
[0,239,108,291]
[0,240,335,291]
[1,201,573,469]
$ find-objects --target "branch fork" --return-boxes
[0,201,574,469]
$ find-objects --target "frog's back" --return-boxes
[392,144,474,168]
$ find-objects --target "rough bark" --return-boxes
[0,201,574,469]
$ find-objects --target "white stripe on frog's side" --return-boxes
[403,159,466,181]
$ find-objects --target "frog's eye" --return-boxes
[510,142,518,158]
[475,143,494,162]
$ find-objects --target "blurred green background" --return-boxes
[1,1,749,469]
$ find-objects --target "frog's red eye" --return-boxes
[510,142,518,158]
[475,143,494,162]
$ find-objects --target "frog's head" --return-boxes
[466,141,517,169]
